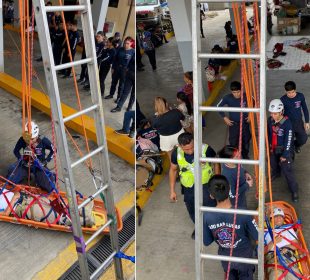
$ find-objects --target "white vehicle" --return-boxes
[136,0,169,27]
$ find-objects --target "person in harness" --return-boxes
[7,121,56,193]
[264,207,303,279]
[267,99,299,202]
[169,132,216,239]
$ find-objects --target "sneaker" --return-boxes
[295,147,301,153]
[77,78,85,84]
[115,129,128,135]
[104,94,113,99]
[111,106,121,113]
[292,192,299,202]
[83,84,90,90]
[191,230,195,240]
[128,130,135,138]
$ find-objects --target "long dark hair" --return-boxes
[177,91,193,115]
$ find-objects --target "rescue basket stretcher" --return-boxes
[265,201,310,279]
[0,177,123,235]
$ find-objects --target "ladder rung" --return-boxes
[63,104,99,123]
[198,0,259,3]
[201,253,258,265]
[200,106,260,113]
[198,53,260,60]
[90,251,117,280]
[78,184,108,210]
[45,5,86,12]
[85,219,113,247]
[200,157,260,165]
[200,206,259,216]
[54,58,93,72]
[71,146,104,168]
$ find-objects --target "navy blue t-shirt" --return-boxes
[217,93,249,122]
[171,145,216,205]
[113,47,135,70]
[267,116,294,158]
[203,211,258,259]
[14,136,54,163]
[221,164,249,209]
[280,92,309,123]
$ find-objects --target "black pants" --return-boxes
[117,71,134,109]
[145,49,156,70]
[200,18,205,37]
[292,120,308,148]
[109,68,126,99]
[270,153,298,193]
[53,45,63,66]
[61,51,76,76]
[136,43,143,68]
[99,65,111,95]
[229,122,251,159]
[184,184,216,223]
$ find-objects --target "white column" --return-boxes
[168,0,192,72]
[91,0,109,33]
[0,0,4,72]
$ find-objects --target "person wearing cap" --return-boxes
[264,207,300,279]
[203,175,258,279]
[267,99,299,202]
[280,81,309,154]
[7,121,55,193]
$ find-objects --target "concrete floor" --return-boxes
[0,29,134,279]
[136,11,310,280]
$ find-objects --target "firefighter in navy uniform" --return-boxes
[217,81,251,159]
[169,132,216,239]
[267,99,299,202]
[7,121,55,193]
[280,81,309,154]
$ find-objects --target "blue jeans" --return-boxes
[117,71,134,109]
[122,111,135,133]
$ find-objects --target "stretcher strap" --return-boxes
[74,236,86,254]
[265,217,304,279]
[115,252,135,263]
[265,255,308,280]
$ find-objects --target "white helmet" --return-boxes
[25,121,39,138]
[269,99,284,113]
[271,207,285,218]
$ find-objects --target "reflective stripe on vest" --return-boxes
[176,144,213,188]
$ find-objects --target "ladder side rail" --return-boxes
[54,57,93,71]
[198,53,260,59]
[192,1,204,280]
[33,1,90,278]
[201,254,258,265]
[78,0,124,279]
[198,0,260,3]
[200,206,258,216]
[45,5,86,12]
[200,106,260,113]
[258,0,267,279]
[200,157,259,165]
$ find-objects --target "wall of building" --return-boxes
[104,0,135,39]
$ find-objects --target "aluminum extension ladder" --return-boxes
[192,0,267,279]
[32,1,123,279]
